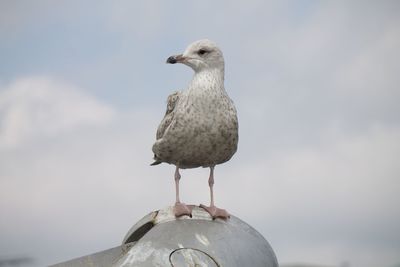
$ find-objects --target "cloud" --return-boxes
[106,1,170,40]
[0,76,163,265]
[0,77,115,148]
[229,2,400,159]
[222,123,400,267]
[1,1,400,267]
[0,108,158,266]
[335,24,400,97]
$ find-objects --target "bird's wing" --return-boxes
[156,91,180,140]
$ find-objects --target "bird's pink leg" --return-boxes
[173,166,193,217]
[200,166,230,219]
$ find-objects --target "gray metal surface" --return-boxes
[50,246,125,267]
[50,206,278,267]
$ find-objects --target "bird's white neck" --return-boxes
[189,68,225,93]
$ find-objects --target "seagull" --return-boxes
[151,39,238,219]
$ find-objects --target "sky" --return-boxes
[0,1,399,267]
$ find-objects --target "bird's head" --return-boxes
[166,39,224,73]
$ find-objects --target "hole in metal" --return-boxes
[124,221,154,244]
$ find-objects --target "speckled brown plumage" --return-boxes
[151,39,238,219]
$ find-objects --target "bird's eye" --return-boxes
[198,49,208,56]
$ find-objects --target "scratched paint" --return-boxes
[119,241,156,267]
[180,249,208,267]
[151,248,171,266]
[195,233,210,247]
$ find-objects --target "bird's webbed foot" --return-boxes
[173,202,193,218]
[200,204,230,220]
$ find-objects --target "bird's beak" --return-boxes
[166,54,185,64]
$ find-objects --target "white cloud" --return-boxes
[0,77,115,148]
[335,25,400,97]
[222,124,400,267]
[0,103,160,266]
[106,1,168,39]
